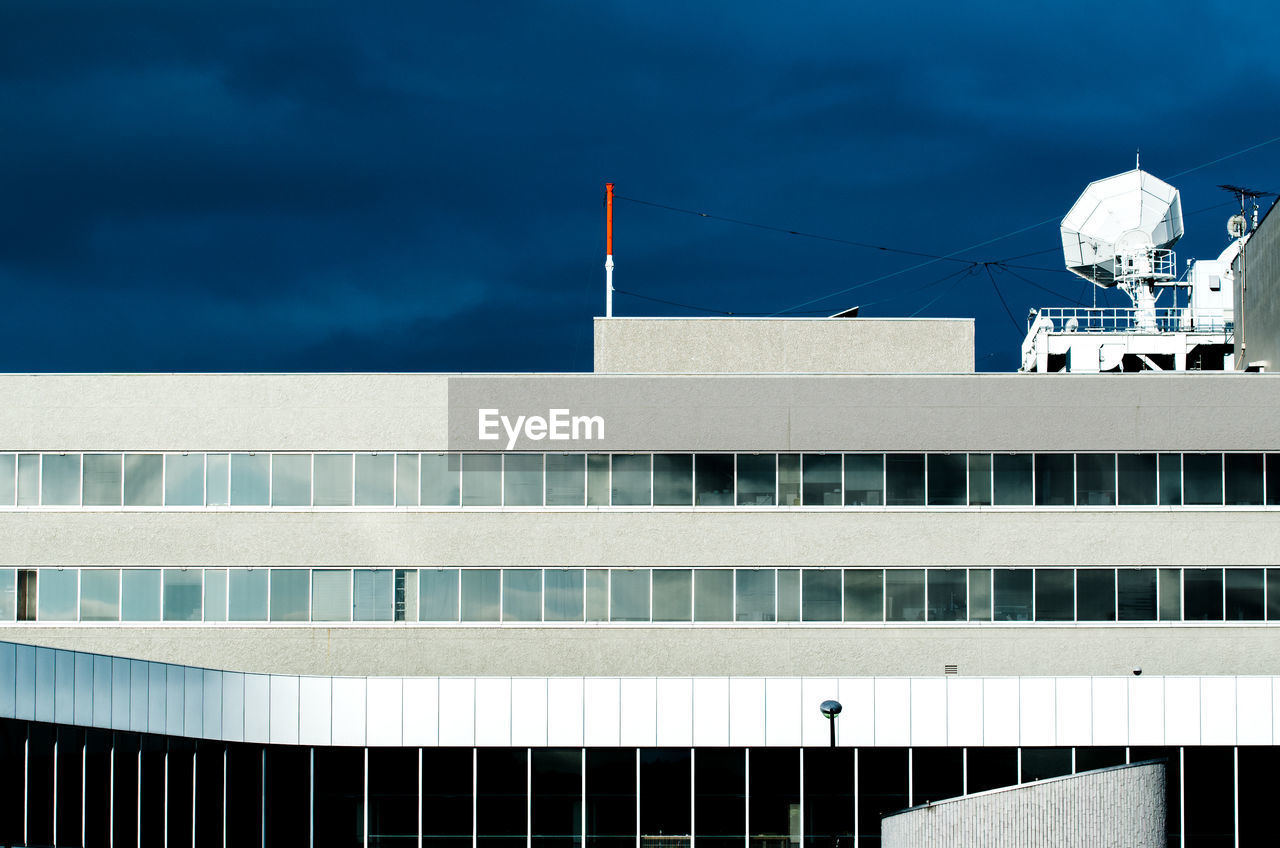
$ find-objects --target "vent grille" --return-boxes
[944,665,959,675]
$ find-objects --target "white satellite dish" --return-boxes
[1228,214,1248,239]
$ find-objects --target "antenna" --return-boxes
[1219,183,1276,229]
[605,183,615,318]
[1136,148,1140,170]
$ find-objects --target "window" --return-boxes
[229,454,269,505]
[992,454,1032,505]
[1117,454,1157,505]
[1225,568,1264,620]
[586,455,610,506]
[695,454,734,506]
[610,570,649,622]
[694,569,732,622]
[83,454,122,506]
[204,569,227,621]
[1158,568,1182,621]
[1034,569,1074,621]
[926,569,966,621]
[206,454,230,506]
[354,454,394,506]
[777,570,801,622]
[121,570,162,621]
[884,454,923,506]
[611,455,651,506]
[420,569,460,622]
[41,454,81,505]
[801,570,841,621]
[735,570,776,622]
[585,570,609,621]
[1183,454,1223,505]
[777,454,801,506]
[395,454,420,506]
[844,454,884,506]
[968,454,992,506]
[502,569,542,622]
[162,569,202,621]
[843,569,883,622]
[735,454,775,506]
[1034,454,1073,506]
[1118,569,1156,621]
[884,569,924,621]
[926,454,966,506]
[124,454,163,506]
[993,570,1032,621]
[271,455,311,506]
[653,454,692,506]
[312,454,353,506]
[269,570,310,621]
[1077,569,1116,621]
[1224,454,1264,505]
[0,454,13,506]
[165,454,204,506]
[228,569,268,621]
[1183,569,1224,620]
[802,455,841,506]
[37,568,78,620]
[545,454,585,506]
[1158,453,1182,505]
[312,570,352,621]
[16,454,39,506]
[461,454,501,506]
[80,569,120,621]
[504,455,543,506]
[461,570,501,621]
[968,568,992,621]
[544,569,584,621]
[421,454,461,506]
[653,570,692,622]
[1075,454,1116,505]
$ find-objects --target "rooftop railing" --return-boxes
[1030,307,1232,334]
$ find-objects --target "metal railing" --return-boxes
[1030,307,1231,334]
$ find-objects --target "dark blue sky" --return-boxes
[3,1,1278,373]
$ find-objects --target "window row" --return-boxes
[5,566,1280,625]
[11,715,1255,848]
[3,451,1280,509]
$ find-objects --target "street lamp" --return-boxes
[820,699,842,748]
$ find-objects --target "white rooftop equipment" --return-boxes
[1021,167,1237,373]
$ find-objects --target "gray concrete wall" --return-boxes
[4,624,1278,677]
[1236,199,1280,369]
[593,318,975,374]
[882,761,1165,848]
[1,510,1277,568]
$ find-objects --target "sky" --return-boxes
[2,0,1278,373]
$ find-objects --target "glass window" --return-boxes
[777,454,801,506]
[206,454,229,506]
[884,569,924,621]
[654,454,692,506]
[1224,454,1264,505]
[844,454,884,506]
[735,570,775,622]
[926,454,966,506]
[269,570,310,621]
[1117,454,1157,505]
[544,569,584,621]
[640,749,691,844]
[693,569,732,622]
[271,455,312,506]
[802,455,842,506]
[992,454,1032,505]
[121,569,162,621]
[421,454,461,506]
[41,454,81,505]
[16,569,35,620]
[968,453,993,506]
[461,454,501,506]
[532,748,582,848]
[545,454,585,506]
[354,454,394,506]
[504,455,543,506]
[695,455,734,506]
[653,570,692,622]
[1021,748,1072,782]
[968,568,992,621]
[1268,455,1280,506]
[586,454,610,506]
[0,568,16,621]
[502,569,542,621]
[461,570,501,621]
[312,454,352,507]
[80,569,120,621]
[926,569,966,621]
[0,454,14,505]
[1034,454,1073,506]
[1158,453,1182,505]
[1034,569,1074,621]
[1183,569,1223,620]
[394,569,417,623]
[162,569,202,621]
[419,569,459,622]
[1225,568,1264,620]
[83,454,122,506]
[801,570,841,621]
[748,748,799,848]
[1117,568,1156,621]
[695,747,744,848]
[17,453,39,505]
[37,568,78,620]
[884,454,923,506]
[204,568,227,621]
[312,570,352,621]
[777,569,800,622]
[843,569,883,622]
[1268,569,1280,621]
[228,569,268,621]
[1158,568,1182,621]
[611,455,651,506]
[229,454,269,505]
[1076,454,1116,506]
[735,454,776,506]
[1077,569,1116,621]
[993,569,1032,621]
[395,454,419,506]
[585,569,609,621]
[1183,454,1223,505]
[165,454,204,506]
[610,569,650,622]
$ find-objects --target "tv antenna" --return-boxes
[1218,184,1276,230]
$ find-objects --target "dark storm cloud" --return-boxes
[1,1,1277,372]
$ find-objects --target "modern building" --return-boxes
[2,170,1278,848]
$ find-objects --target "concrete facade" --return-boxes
[593,317,975,374]
[881,761,1166,848]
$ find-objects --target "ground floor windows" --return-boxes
[6,566,1280,627]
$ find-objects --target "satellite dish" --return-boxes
[1228,214,1248,239]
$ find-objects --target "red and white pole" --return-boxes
[605,182,615,318]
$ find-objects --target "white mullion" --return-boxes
[852,748,859,848]
[363,747,370,848]
[690,747,696,848]
[526,748,532,848]
[52,735,58,846]
[418,748,424,848]
[472,747,479,848]
[634,749,640,848]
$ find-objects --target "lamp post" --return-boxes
[820,700,842,748]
